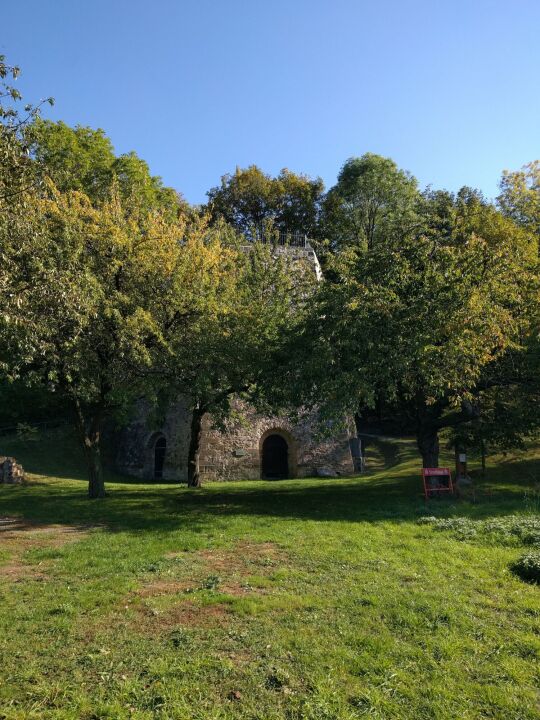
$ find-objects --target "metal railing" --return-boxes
[246,227,312,248]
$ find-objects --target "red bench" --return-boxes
[422,467,454,500]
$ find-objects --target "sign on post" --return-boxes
[422,467,454,500]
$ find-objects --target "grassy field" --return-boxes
[1,429,539,719]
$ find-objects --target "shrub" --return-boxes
[418,515,540,545]
[484,517,540,545]
[417,516,477,540]
[511,551,540,584]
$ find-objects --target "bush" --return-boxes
[483,517,540,546]
[417,516,477,540]
[418,515,540,545]
[511,551,540,584]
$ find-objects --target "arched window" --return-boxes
[154,437,166,480]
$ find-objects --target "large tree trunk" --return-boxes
[417,425,440,468]
[73,397,106,499]
[85,439,105,499]
[187,407,205,488]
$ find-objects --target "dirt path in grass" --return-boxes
[116,540,289,635]
[0,516,96,581]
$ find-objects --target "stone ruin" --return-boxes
[116,396,358,483]
[0,456,25,484]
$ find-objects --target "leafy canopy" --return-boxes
[291,186,538,464]
[498,160,540,246]
[32,119,184,217]
[206,165,324,237]
[322,153,420,251]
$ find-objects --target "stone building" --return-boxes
[116,397,356,482]
[116,239,358,482]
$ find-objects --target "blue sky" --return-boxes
[3,0,539,204]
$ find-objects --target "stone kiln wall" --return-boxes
[199,400,354,481]
[116,398,192,482]
[0,456,25,484]
[116,397,355,482]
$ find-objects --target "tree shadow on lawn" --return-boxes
[0,462,534,535]
[2,426,536,531]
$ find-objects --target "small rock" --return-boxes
[0,457,25,484]
[316,466,335,478]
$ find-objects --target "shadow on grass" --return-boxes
[0,427,180,486]
[1,427,90,482]
[1,427,537,534]
[0,467,535,536]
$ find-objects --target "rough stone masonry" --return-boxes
[0,457,25,484]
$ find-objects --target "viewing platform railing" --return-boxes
[245,227,312,248]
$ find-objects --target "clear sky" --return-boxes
[3,0,539,204]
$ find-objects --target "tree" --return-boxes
[498,161,540,246]
[449,379,540,470]
[5,175,307,494]
[0,56,53,202]
[0,55,53,375]
[322,153,421,251]
[162,232,313,487]
[32,119,184,217]
[206,165,324,238]
[293,188,538,467]
[2,78,308,494]
[3,177,225,497]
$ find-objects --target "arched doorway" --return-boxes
[261,434,289,479]
[154,437,166,480]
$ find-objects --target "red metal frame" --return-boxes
[422,467,454,500]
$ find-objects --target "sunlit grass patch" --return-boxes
[0,431,540,718]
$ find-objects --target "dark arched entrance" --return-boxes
[262,434,289,479]
[154,437,166,480]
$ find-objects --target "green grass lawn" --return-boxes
[1,429,539,719]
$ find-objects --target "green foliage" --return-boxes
[1,172,200,495]
[160,228,315,485]
[498,160,540,245]
[206,165,324,236]
[0,380,69,428]
[2,54,539,487]
[449,379,540,457]
[0,55,53,379]
[15,422,39,442]
[32,120,115,199]
[511,551,540,584]
[418,515,540,546]
[322,153,420,251]
[166,238,311,409]
[0,55,53,201]
[32,119,184,216]
[293,180,539,465]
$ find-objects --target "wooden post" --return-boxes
[481,439,487,479]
